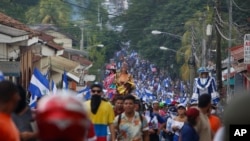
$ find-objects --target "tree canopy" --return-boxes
[0,0,250,80]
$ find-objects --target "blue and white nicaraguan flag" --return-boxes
[51,80,57,95]
[62,70,68,89]
[28,68,50,108]
[77,86,91,100]
[0,71,4,81]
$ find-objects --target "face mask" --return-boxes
[200,78,208,84]
[90,95,102,114]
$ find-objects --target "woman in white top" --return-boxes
[171,104,187,141]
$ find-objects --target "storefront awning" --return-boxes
[50,56,95,83]
[50,56,80,73]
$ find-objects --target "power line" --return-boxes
[215,24,234,41]
[232,0,250,12]
[60,0,120,17]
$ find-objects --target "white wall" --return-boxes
[41,45,55,56]
[45,30,72,48]
[0,43,7,61]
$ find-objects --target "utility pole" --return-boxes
[97,3,102,30]
[202,13,207,67]
[188,26,196,99]
[215,0,223,98]
[227,0,233,102]
[80,26,84,51]
[79,0,84,51]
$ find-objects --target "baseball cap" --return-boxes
[190,100,198,106]
[159,102,165,107]
[177,103,186,109]
[152,100,159,105]
[168,106,177,113]
[171,101,178,105]
[186,108,199,119]
[90,82,103,91]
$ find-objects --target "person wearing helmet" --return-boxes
[191,67,219,106]
[35,92,95,141]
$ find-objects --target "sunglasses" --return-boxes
[91,90,101,93]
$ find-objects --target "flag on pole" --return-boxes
[51,80,57,95]
[28,68,50,108]
[77,86,91,100]
[62,70,68,89]
[0,71,4,81]
[44,69,49,80]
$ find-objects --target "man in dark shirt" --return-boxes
[179,108,200,141]
[12,85,37,141]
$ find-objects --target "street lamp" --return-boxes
[152,30,182,40]
[159,46,185,55]
[95,44,104,48]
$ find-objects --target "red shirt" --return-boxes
[0,112,20,141]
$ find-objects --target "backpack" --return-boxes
[117,113,144,135]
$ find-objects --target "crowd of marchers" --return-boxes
[0,79,226,141]
[1,79,250,141]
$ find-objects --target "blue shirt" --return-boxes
[180,123,199,141]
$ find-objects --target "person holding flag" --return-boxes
[28,68,50,108]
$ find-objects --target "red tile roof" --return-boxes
[229,45,244,61]
[39,32,55,41]
[39,33,63,50]
[0,12,40,37]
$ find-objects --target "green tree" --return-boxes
[25,0,71,26]
[112,0,208,77]
[0,0,38,23]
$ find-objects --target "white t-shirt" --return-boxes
[166,117,174,133]
[171,120,184,136]
[213,126,224,141]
